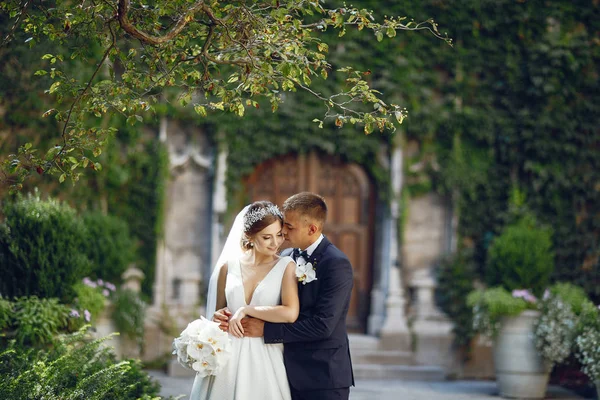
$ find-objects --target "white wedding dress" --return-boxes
[190,256,293,400]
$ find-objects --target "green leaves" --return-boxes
[0,0,450,189]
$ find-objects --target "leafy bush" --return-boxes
[0,193,91,302]
[82,211,135,285]
[73,281,107,324]
[467,287,532,337]
[577,300,600,334]
[435,249,477,349]
[549,282,590,316]
[576,327,600,382]
[11,296,73,346]
[533,291,577,366]
[0,328,164,399]
[112,289,147,349]
[485,217,554,297]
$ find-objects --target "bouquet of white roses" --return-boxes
[172,317,232,376]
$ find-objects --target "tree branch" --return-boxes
[53,19,117,165]
[117,0,206,45]
[1,0,31,47]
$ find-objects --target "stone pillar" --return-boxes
[122,265,145,293]
[209,145,228,283]
[379,143,411,351]
[411,268,453,370]
[368,146,392,336]
[367,210,390,336]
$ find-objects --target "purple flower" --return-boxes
[84,309,91,322]
[82,277,97,288]
[102,289,110,297]
[97,279,104,286]
[105,282,117,292]
[512,289,537,303]
[69,309,80,318]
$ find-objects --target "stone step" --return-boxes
[351,350,414,365]
[348,333,379,351]
[352,364,446,381]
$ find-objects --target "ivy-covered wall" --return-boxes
[387,0,599,300]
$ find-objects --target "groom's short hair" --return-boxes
[283,192,327,227]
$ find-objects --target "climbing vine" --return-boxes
[391,0,600,300]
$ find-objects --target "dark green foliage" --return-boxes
[112,289,147,348]
[435,249,477,350]
[82,211,135,284]
[0,194,91,302]
[0,328,163,399]
[485,218,554,297]
[386,0,600,301]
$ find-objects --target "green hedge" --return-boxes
[0,194,136,303]
[0,194,91,302]
[82,211,135,285]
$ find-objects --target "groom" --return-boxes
[215,192,355,400]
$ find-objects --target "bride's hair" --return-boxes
[241,201,283,250]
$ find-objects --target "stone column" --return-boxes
[379,143,411,351]
[210,144,228,280]
[122,265,145,293]
[411,268,453,370]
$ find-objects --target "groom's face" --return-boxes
[282,210,314,250]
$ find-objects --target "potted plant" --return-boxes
[468,215,554,399]
[574,299,600,399]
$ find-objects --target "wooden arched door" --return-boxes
[244,152,374,332]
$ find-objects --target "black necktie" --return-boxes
[292,248,309,261]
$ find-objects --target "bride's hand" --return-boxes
[229,308,247,338]
[212,307,232,332]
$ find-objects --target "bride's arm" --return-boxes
[228,262,299,337]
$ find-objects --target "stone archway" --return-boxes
[244,151,375,332]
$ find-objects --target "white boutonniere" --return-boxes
[296,260,317,285]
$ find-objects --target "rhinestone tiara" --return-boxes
[243,204,283,232]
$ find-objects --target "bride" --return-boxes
[190,201,298,400]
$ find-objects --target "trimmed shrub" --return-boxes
[82,211,135,284]
[0,193,91,302]
[485,217,554,297]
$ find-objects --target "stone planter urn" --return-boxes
[493,310,551,399]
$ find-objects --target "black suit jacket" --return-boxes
[264,237,355,391]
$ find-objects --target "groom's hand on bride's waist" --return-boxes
[213,308,232,332]
[242,317,264,338]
